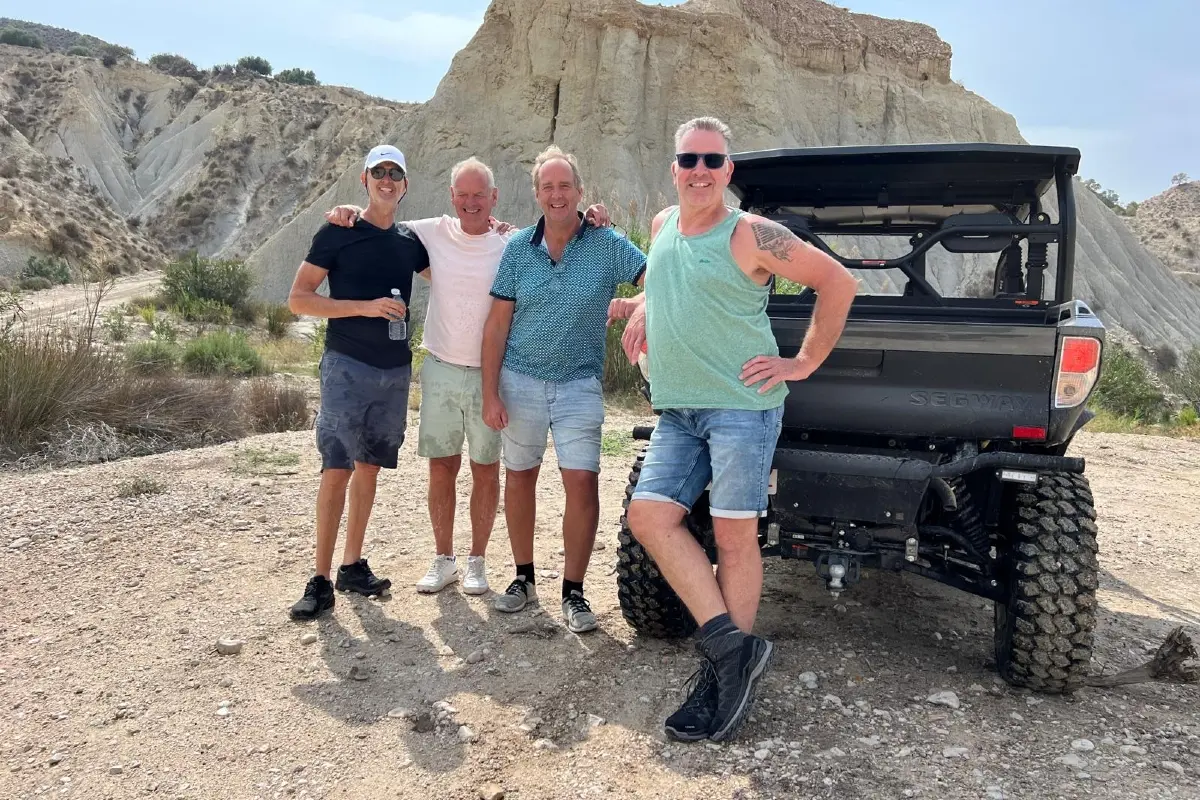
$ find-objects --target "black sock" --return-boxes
[697,613,744,661]
[516,563,535,585]
[562,579,584,600]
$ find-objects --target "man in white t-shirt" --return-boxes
[325,157,611,597]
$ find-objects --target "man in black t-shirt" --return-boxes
[286,144,431,620]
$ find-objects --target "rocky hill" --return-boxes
[1129,180,1200,288]
[0,17,119,55]
[243,0,1200,354]
[0,41,412,275]
[2,1,1199,355]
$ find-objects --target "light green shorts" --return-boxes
[417,353,502,464]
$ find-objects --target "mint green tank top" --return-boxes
[644,206,788,411]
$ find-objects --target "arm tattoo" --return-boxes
[751,220,798,263]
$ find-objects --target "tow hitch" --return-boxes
[815,552,862,599]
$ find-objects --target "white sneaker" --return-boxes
[416,555,458,593]
[463,556,489,595]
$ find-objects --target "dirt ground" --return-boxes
[1,409,1198,800]
[11,271,163,328]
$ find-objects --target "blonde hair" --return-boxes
[450,157,495,190]
[674,116,733,152]
[531,145,583,190]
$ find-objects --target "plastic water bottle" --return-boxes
[387,288,406,341]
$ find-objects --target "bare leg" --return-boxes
[341,462,380,565]
[468,460,500,557]
[713,517,764,632]
[428,455,461,556]
[504,466,540,565]
[560,469,599,582]
[627,499,726,626]
[314,469,352,578]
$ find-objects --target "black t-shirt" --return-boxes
[304,219,429,369]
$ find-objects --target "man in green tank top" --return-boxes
[610,117,858,742]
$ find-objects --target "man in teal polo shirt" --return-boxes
[481,145,645,633]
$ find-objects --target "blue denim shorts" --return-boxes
[631,406,784,519]
[315,351,411,471]
[498,367,604,473]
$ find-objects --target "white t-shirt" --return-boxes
[403,215,511,368]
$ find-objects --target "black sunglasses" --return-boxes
[675,152,727,170]
[368,165,406,180]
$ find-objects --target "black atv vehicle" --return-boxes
[617,143,1104,693]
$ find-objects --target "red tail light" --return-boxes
[1012,425,1047,440]
[1054,336,1102,409]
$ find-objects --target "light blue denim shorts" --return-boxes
[631,405,784,519]
[498,367,604,473]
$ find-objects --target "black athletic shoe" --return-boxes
[290,575,335,620]
[335,558,392,596]
[664,660,719,742]
[708,634,774,742]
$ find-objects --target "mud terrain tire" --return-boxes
[994,472,1099,693]
[616,454,715,639]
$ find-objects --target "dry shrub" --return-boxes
[245,378,310,433]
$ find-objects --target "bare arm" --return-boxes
[480,298,515,430]
[287,262,406,320]
[733,216,858,391]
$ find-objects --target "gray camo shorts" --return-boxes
[315,350,411,471]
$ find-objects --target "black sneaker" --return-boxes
[664,660,719,742]
[707,634,774,742]
[335,558,392,596]
[290,575,334,620]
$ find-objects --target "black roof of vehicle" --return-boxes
[726,143,1081,217]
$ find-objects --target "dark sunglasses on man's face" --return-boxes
[675,152,727,170]
[368,166,406,181]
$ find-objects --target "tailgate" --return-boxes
[772,316,1056,439]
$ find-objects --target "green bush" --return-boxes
[1091,345,1167,421]
[102,308,132,342]
[161,252,253,315]
[19,276,53,292]
[181,330,267,376]
[276,68,318,86]
[126,340,178,374]
[22,254,71,285]
[1170,346,1200,411]
[603,283,645,397]
[1178,405,1199,428]
[148,53,201,79]
[66,46,92,57]
[236,55,272,76]
[0,28,44,49]
[172,296,232,325]
[265,303,297,338]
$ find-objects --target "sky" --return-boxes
[1,0,1195,202]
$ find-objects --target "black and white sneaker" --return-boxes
[290,575,335,620]
[335,558,391,596]
[493,578,536,613]
[664,660,719,741]
[707,634,774,742]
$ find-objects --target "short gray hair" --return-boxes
[450,157,495,190]
[674,116,733,152]
[531,145,583,190]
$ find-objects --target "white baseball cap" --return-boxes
[364,144,407,173]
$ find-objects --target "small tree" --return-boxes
[276,68,318,86]
[148,53,202,80]
[66,45,92,57]
[0,28,44,49]
[236,56,272,76]
[1171,173,1191,186]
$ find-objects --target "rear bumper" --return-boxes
[768,447,1084,526]
[771,448,1084,479]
